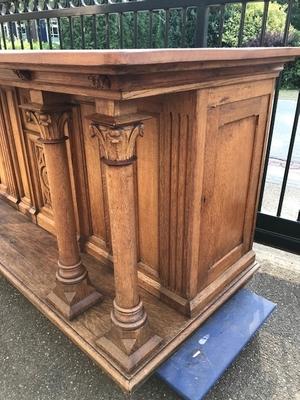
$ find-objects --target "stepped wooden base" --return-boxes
[96,323,162,374]
[0,201,259,392]
[47,278,102,320]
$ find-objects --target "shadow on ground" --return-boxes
[0,264,299,400]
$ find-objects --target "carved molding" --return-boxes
[90,122,144,163]
[88,75,111,90]
[12,69,32,81]
[35,144,52,208]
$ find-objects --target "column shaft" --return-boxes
[43,142,80,268]
[88,109,162,373]
[106,163,139,309]
[20,99,102,320]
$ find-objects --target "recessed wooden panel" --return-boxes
[136,116,160,277]
[24,130,54,232]
[0,88,19,204]
[205,116,256,266]
[4,87,32,213]
[80,102,110,251]
[198,92,271,291]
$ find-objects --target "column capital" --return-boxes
[20,103,71,144]
[88,113,151,165]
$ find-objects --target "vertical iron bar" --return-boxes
[27,20,33,49]
[260,0,269,46]
[195,6,209,47]
[36,19,43,49]
[9,22,15,49]
[238,2,247,47]
[69,16,74,49]
[283,0,293,46]
[149,10,153,48]
[276,91,300,217]
[218,5,225,47]
[47,18,52,49]
[1,24,6,50]
[105,13,110,49]
[258,74,282,211]
[80,15,85,49]
[119,12,123,48]
[92,14,97,49]
[58,17,63,49]
[134,11,137,48]
[181,7,187,48]
[165,8,169,47]
[17,20,24,49]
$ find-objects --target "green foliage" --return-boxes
[206,2,300,89]
[208,2,297,47]
[59,8,198,50]
[282,59,300,89]
[291,0,300,31]
[277,0,300,31]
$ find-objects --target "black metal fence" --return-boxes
[0,0,295,50]
[0,0,299,253]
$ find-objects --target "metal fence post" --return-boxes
[195,6,209,47]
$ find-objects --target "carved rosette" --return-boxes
[26,110,70,144]
[90,122,144,164]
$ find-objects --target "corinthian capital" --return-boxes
[88,113,151,165]
[20,103,71,143]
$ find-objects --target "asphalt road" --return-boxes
[0,244,299,400]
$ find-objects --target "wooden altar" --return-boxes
[0,48,299,392]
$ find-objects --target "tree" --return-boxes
[59,1,300,51]
[208,2,299,47]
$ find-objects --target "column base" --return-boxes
[95,321,163,374]
[46,277,102,320]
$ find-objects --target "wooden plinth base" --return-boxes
[0,200,259,392]
[47,279,102,320]
[96,326,162,374]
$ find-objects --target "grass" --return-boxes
[1,39,61,50]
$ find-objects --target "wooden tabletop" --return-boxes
[0,47,299,67]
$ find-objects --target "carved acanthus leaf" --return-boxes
[35,145,52,207]
[90,122,144,162]
[27,110,70,142]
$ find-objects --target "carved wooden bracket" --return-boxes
[13,69,32,81]
[88,113,152,165]
[88,75,111,90]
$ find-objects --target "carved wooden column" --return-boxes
[21,93,102,320]
[88,102,162,373]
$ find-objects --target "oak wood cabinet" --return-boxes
[0,48,299,392]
